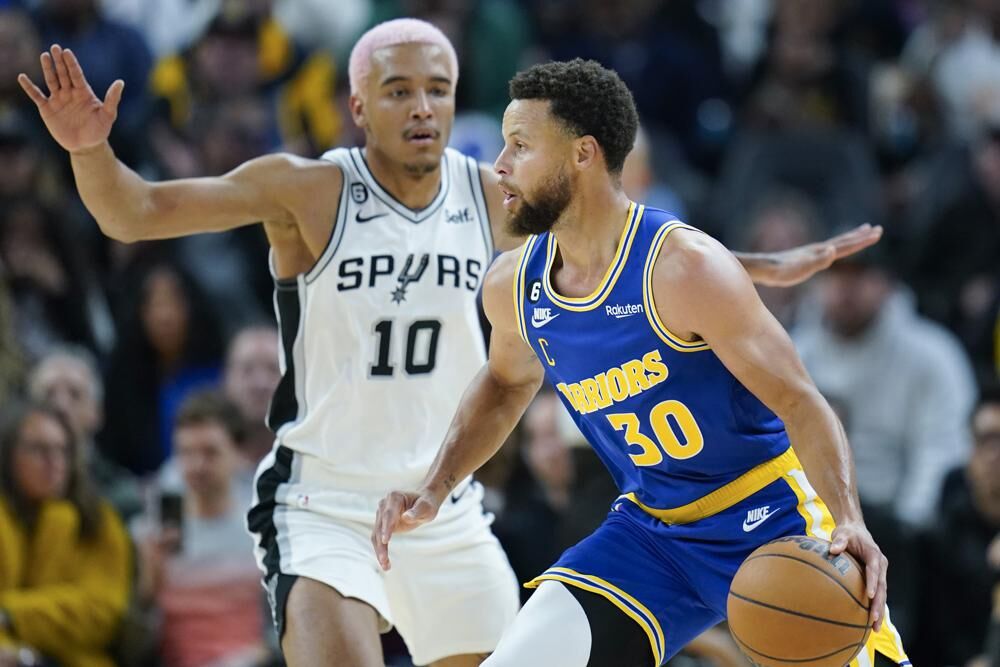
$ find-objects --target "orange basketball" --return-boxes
[727,536,872,667]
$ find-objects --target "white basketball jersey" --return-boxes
[267,147,495,493]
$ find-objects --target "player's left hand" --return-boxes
[830,521,888,633]
[748,224,883,287]
[372,490,441,571]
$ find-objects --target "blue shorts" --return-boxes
[526,464,910,666]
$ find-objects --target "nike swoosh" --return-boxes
[355,212,388,223]
[742,510,779,532]
[531,313,560,328]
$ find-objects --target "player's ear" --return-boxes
[574,135,599,171]
[349,93,367,130]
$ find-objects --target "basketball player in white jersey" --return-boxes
[18,19,882,667]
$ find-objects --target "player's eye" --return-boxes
[430,87,448,97]
[390,88,409,98]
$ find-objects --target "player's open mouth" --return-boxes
[405,128,438,145]
[499,185,519,209]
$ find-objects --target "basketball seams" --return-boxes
[740,552,871,611]
[727,591,870,629]
[729,625,865,665]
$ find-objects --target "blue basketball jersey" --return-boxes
[513,203,791,514]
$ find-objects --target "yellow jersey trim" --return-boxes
[513,237,537,343]
[783,469,911,666]
[642,221,711,352]
[525,567,665,665]
[542,202,641,311]
[622,446,799,525]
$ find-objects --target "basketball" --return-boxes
[727,536,872,667]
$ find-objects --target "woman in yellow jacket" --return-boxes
[0,401,131,667]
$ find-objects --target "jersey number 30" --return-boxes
[607,400,704,465]
[370,319,441,377]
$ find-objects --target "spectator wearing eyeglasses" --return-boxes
[0,401,131,667]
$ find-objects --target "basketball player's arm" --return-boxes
[478,156,882,279]
[731,224,883,287]
[18,45,340,242]
[372,250,545,570]
[652,231,888,632]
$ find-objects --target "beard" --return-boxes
[403,160,440,177]
[506,167,573,236]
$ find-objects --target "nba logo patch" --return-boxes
[350,182,369,204]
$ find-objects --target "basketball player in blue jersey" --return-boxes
[374,59,910,667]
[21,30,880,666]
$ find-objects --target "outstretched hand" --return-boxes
[830,521,888,633]
[750,224,883,287]
[371,490,442,571]
[17,44,124,153]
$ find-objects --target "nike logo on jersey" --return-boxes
[356,211,388,223]
[531,307,560,328]
[742,506,779,532]
[605,303,644,319]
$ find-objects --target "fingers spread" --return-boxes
[40,51,59,95]
[62,48,88,89]
[51,45,72,90]
[103,80,125,115]
[17,74,47,106]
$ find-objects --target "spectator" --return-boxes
[33,0,153,164]
[157,324,279,502]
[0,8,46,137]
[102,260,223,476]
[223,324,280,468]
[135,391,274,667]
[741,189,823,328]
[741,0,870,133]
[148,0,340,170]
[906,122,1000,385]
[28,346,142,521]
[913,385,1000,666]
[371,0,533,120]
[621,125,688,220]
[0,277,24,405]
[172,99,276,329]
[795,248,977,528]
[902,0,1000,142]
[0,401,131,667]
[0,193,114,360]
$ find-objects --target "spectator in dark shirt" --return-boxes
[913,385,1000,666]
[102,259,223,476]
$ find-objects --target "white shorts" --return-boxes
[247,446,520,666]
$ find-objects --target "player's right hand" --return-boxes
[372,490,441,571]
[17,44,124,154]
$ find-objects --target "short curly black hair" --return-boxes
[509,59,638,174]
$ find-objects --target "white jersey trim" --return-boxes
[348,147,451,223]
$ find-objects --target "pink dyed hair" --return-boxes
[348,18,459,95]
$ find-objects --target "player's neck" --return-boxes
[551,184,632,284]
[363,146,442,210]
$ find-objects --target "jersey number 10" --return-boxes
[370,319,442,377]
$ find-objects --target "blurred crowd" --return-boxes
[0,0,998,666]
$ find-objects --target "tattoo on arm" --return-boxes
[443,474,457,491]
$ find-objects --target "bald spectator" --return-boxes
[28,345,142,521]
